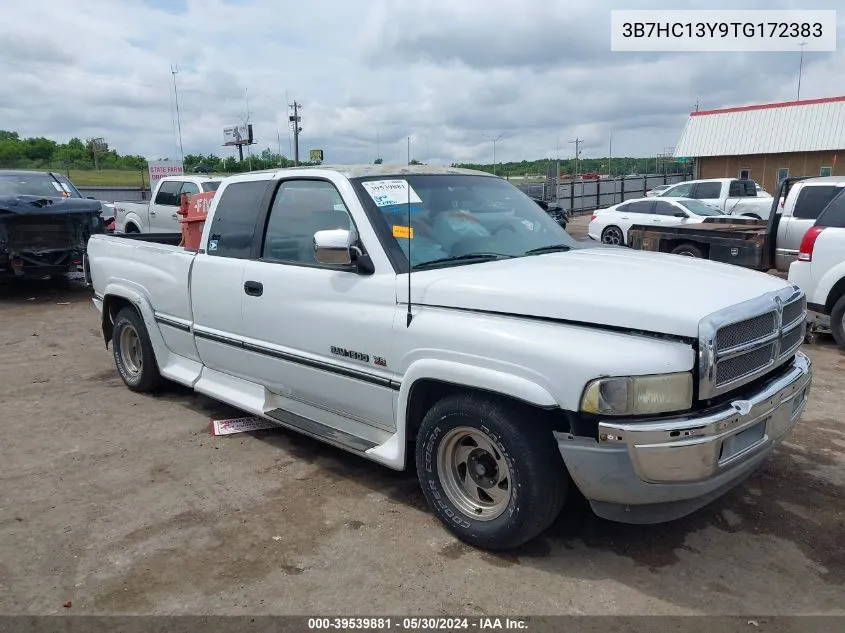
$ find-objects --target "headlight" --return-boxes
[580,372,693,416]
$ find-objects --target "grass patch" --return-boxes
[66,169,149,187]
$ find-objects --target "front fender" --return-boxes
[400,358,558,410]
[366,358,559,470]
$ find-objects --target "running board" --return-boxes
[265,408,378,453]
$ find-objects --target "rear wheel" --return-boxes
[671,242,705,258]
[830,295,845,349]
[124,223,140,233]
[112,307,161,392]
[601,225,625,246]
[415,393,568,550]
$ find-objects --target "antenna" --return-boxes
[170,64,184,163]
[406,176,413,327]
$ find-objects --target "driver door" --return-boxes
[239,178,398,432]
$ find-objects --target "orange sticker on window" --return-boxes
[392,225,414,239]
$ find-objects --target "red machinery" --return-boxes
[177,191,216,250]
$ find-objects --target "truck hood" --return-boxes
[0,195,102,216]
[407,247,791,338]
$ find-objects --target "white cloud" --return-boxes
[1,0,843,165]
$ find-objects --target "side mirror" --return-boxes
[314,229,357,266]
[674,211,687,217]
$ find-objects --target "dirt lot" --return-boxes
[1,230,843,616]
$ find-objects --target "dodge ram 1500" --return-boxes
[87,165,812,550]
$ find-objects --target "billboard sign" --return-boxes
[148,159,184,186]
[310,149,324,163]
[223,124,253,146]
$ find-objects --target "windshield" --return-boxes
[677,199,723,216]
[0,172,82,198]
[352,174,581,270]
[202,180,221,192]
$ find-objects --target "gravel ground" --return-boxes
[0,229,842,616]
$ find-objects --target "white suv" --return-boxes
[788,188,845,347]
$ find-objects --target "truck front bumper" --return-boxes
[556,351,812,524]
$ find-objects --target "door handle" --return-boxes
[653,218,662,222]
[244,281,263,297]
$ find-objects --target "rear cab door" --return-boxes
[689,180,723,210]
[777,182,843,270]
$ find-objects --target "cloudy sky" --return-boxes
[1,0,842,165]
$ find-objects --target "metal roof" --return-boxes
[674,96,845,158]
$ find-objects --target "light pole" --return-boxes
[483,132,505,175]
[797,41,807,100]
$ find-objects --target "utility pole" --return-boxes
[797,41,807,100]
[569,138,583,177]
[608,130,613,176]
[289,101,302,165]
[482,132,505,175]
[170,64,184,164]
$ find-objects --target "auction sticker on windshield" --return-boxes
[392,225,414,239]
[362,179,422,207]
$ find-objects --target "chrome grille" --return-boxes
[716,344,775,386]
[699,287,806,399]
[715,312,776,350]
[782,296,806,328]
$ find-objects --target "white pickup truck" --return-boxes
[114,175,221,234]
[659,178,774,219]
[86,165,812,550]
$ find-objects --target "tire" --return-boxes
[601,225,625,246]
[830,295,845,349]
[415,393,568,550]
[671,242,705,258]
[124,224,140,234]
[112,306,162,392]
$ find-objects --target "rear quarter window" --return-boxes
[205,180,271,258]
[816,189,845,228]
[793,185,840,220]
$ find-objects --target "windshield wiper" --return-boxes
[412,253,513,270]
[523,244,573,255]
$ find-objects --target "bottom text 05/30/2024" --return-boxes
[307,617,529,630]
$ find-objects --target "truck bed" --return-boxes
[627,217,770,270]
[87,234,196,326]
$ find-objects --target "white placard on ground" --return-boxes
[210,416,278,436]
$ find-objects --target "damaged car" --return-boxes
[0,170,104,282]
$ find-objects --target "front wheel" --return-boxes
[415,394,568,550]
